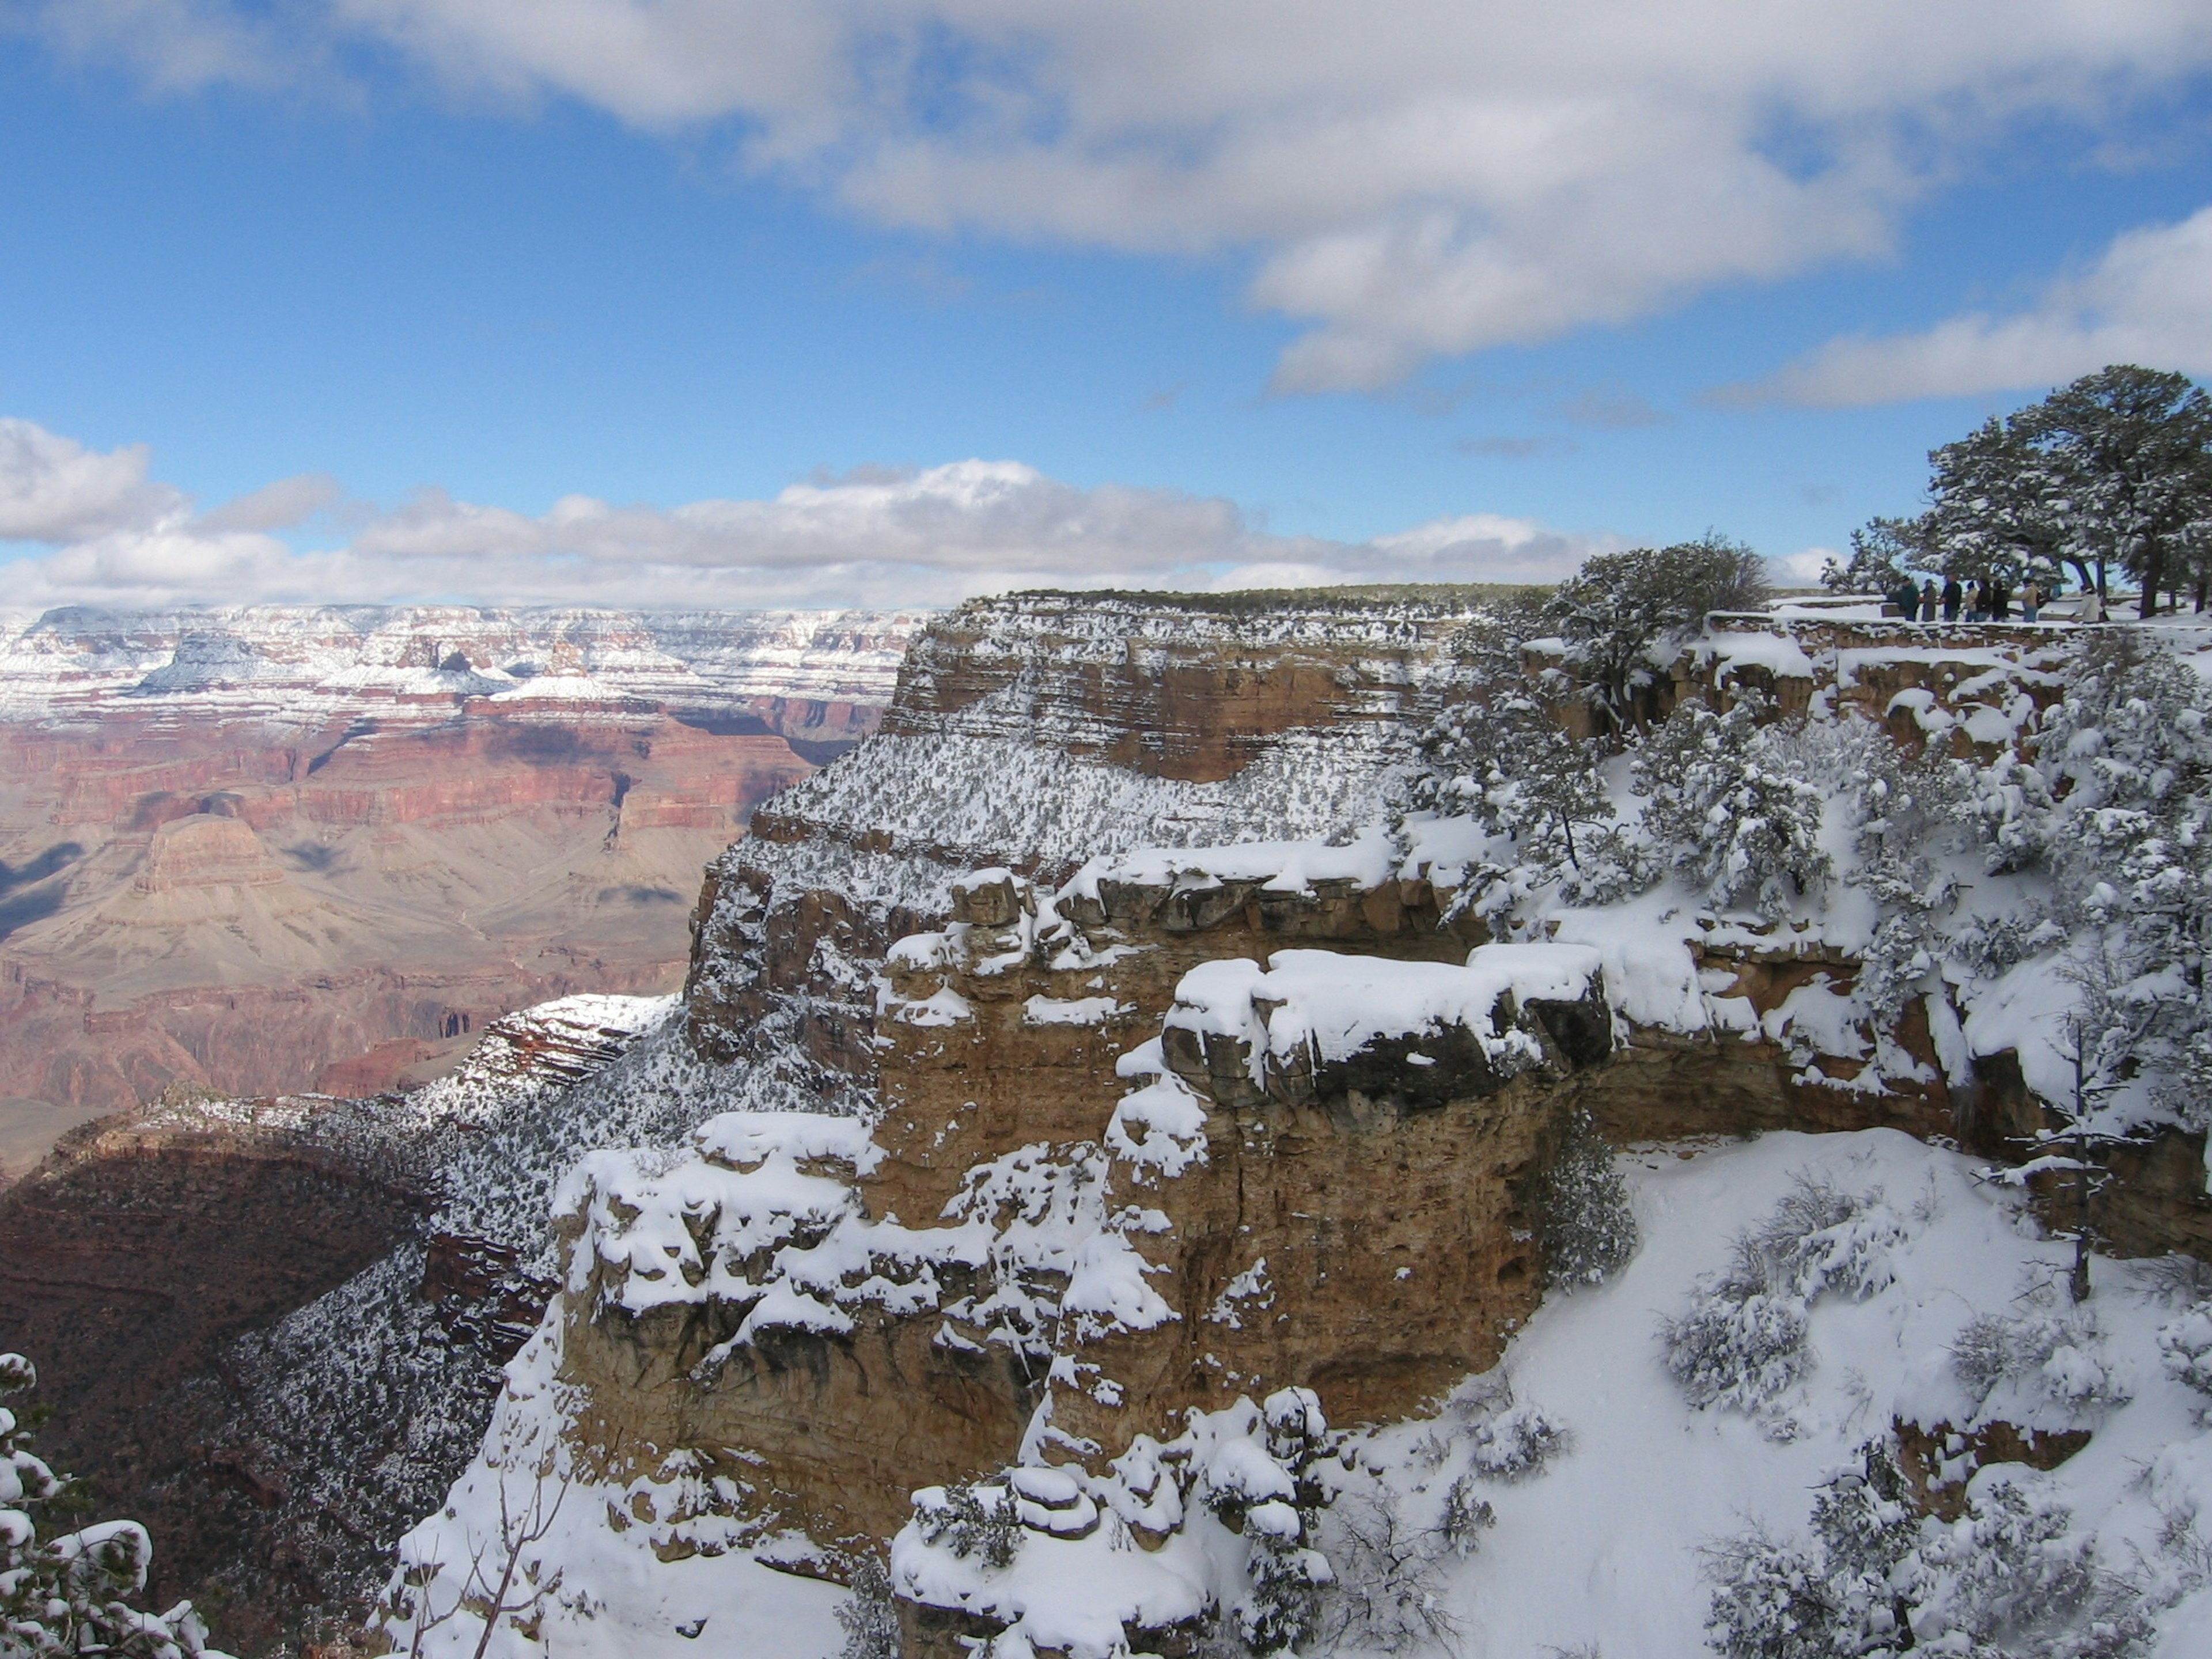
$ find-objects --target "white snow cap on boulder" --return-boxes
[695,1110,882,1176]
[1165,943,1604,1081]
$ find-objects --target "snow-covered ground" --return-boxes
[388,1126,2212,1657]
[1407,1128,2209,1657]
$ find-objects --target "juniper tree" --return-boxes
[1633,691,1829,921]
[1545,535,1769,739]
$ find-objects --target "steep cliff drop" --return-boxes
[385,592,2212,1659]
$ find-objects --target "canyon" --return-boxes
[2,587,2209,1657]
[0,605,924,1175]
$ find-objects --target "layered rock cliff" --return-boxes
[374,590,2212,1659]
[15,588,2212,1657]
[0,605,926,1167]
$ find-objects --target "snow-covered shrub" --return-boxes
[1821,719,1975,1028]
[1315,1492,1459,1657]
[1704,1441,2150,1659]
[1912,1477,2152,1658]
[1703,1527,1847,1659]
[1662,1176,1906,1413]
[0,1353,231,1659]
[1538,1108,1639,1290]
[912,1480,1021,1569]
[1438,1475,1496,1556]
[1634,692,1831,921]
[1467,1404,1571,1482]
[836,1556,900,1659]
[1414,691,1642,905]
[2157,1302,2212,1400]
[1951,1306,2134,1419]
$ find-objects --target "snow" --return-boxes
[696,1110,881,1175]
[0,604,926,722]
[883,1130,2212,1658]
[1022,993,1126,1026]
[1693,630,1819,681]
[1162,944,1603,1083]
[380,1313,846,1659]
[1062,823,1403,902]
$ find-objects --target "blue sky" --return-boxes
[3,3,2211,608]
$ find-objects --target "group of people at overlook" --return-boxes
[1884,573,2084,624]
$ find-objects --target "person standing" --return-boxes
[1920,579,1938,621]
[2021,577,2043,624]
[1964,578,1984,622]
[1942,575,1963,622]
[1987,575,2010,622]
[1890,577,1921,619]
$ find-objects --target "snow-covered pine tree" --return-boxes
[1544,536,1769,740]
[1825,719,1974,1029]
[1537,1107,1639,1289]
[1633,690,1830,921]
[1416,694,1621,876]
[0,1352,231,1658]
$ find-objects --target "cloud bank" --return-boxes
[0,417,1621,610]
[19,0,2212,392]
[1747,204,2212,406]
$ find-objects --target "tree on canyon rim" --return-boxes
[1830,364,2212,615]
[1544,535,1770,738]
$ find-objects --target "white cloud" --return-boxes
[0,418,181,541]
[24,1,2212,390]
[0,417,1619,608]
[191,472,345,533]
[1744,204,2212,406]
[1773,548,1838,585]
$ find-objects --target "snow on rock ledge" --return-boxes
[1159,943,1610,1113]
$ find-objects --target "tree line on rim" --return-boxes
[1824,364,2212,619]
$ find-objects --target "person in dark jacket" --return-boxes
[1942,575,1963,621]
[1891,578,1921,619]
[1987,577,2010,622]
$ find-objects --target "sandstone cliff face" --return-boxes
[683,591,1489,1116]
[477,592,2212,1659]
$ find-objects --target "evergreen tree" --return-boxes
[2025,365,2212,618]
[1545,536,1769,739]
[1922,415,2074,592]
[0,1353,230,1658]
[1633,692,1829,921]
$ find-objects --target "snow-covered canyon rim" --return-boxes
[0,603,934,717]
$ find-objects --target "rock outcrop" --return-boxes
[491,592,2207,1659]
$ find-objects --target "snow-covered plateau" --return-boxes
[0,604,929,721]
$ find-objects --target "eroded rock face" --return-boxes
[543,596,2146,1619]
[0,605,921,1165]
[678,591,1490,1116]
